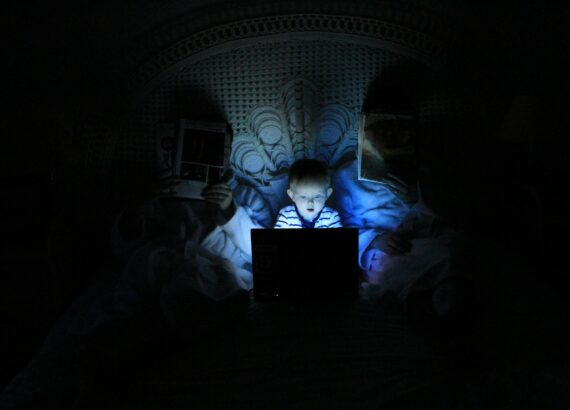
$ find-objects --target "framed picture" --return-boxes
[171,119,231,199]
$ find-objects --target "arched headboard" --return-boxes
[79,3,469,217]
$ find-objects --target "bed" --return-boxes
[2,160,569,409]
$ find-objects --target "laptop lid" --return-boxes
[251,228,360,302]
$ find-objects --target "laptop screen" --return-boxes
[251,228,360,301]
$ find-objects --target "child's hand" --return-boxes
[369,231,412,255]
[201,183,235,223]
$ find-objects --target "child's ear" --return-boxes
[287,188,294,200]
[326,187,333,198]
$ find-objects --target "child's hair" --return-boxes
[288,159,330,188]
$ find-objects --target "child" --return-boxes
[203,159,341,229]
[275,159,342,228]
[200,159,342,288]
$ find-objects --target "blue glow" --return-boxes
[330,159,410,232]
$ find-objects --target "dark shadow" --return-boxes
[363,61,431,115]
[168,87,226,123]
[361,61,431,198]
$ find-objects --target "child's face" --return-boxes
[287,181,332,222]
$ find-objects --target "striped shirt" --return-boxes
[274,205,343,229]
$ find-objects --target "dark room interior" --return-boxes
[2,1,570,408]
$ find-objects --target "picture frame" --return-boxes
[165,119,231,199]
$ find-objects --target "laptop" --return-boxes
[251,228,360,302]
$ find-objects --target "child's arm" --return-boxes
[274,209,291,228]
[327,209,343,228]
